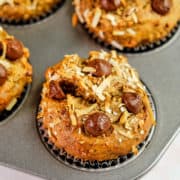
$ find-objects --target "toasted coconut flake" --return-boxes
[125,122,133,130]
[53,131,57,135]
[78,128,82,134]
[67,95,77,126]
[132,145,138,155]
[98,31,105,39]
[79,141,85,144]
[0,60,11,69]
[127,28,136,36]
[132,12,138,23]
[118,138,122,143]
[67,94,97,117]
[120,106,126,112]
[74,0,84,23]
[139,119,144,128]
[111,51,117,58]
[119,111,129,125]
[48,128,52,138]
[92,8,102,28]
[82,66,96,73]
[6,98,17,111]
[49,73,59,81]
[118,129,133,139]
[105,108,112,114]
[127,7,136,16]
[113,30,125,36]
[75,66,85,76]
[83,9,90,20]
[75,103,97,117]
[106,14,118,26]
[92,76,113,101]
[111,41,124,50]
[0,0,14,6]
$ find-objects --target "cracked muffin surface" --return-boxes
[0,0,62,22]
[72,0,180,49]
[0,27,32,112]
[37,50,155,161]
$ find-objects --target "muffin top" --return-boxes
[0,27,32,111]
[73,0,180,48]
[0,0,60,21]
[37,50,155,161]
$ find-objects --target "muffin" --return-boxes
[72,0,180,50]
[37,50,155,161]
[0,27,32,113]
[0,0,63,23]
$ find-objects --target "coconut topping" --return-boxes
[41,50,155,143]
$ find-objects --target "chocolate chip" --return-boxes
[84,112,112,137]
[49,81,65,100]
[6,39,24,61]
[100,0,121,11]
[0,64,7,86]
[60,81,77,95]
[87,59,112,77]
[122,92,143,114]
[151,0,171,15]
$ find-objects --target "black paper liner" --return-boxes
[0,85,31,123]
[83,21,180,53]
[0,0,65,25]
[37,84,157,171]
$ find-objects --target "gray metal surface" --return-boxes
[0,1,180,180]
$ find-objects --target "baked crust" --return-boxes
[0,27,32,112]
[37,50,155,161]
[0,0,61,22]
[73,0,180,48]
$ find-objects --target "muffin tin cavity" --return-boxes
[37,83,157,171]
[0,85,31,124]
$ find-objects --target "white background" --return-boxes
[0,133,180,180]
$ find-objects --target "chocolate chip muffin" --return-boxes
[0,27,32,112]
[0,0,63,23]
[37,50,155,161]
[72,0,180,49]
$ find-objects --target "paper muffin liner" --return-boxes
[36,83,157,171]
[83,21,180,53]
[0,85,31,124]
[0,0,65,25]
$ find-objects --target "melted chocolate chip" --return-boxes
[49,81,65,100]
[101,0,121,11]
[60,81,77,95]
[87,59,112,77]
[122,92,143,114]
[6,39,24,61]
[84,112,112,137]
[151,0,171,15]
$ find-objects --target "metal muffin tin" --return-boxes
[0,1,180,179]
